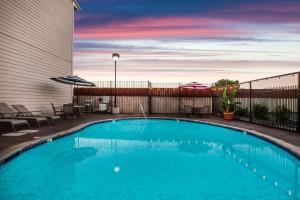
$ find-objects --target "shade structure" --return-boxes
[179,82,209,89]
[50,76,95,87]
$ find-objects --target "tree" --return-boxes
[213,79,239,87]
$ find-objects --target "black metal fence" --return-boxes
[212,72,299,132]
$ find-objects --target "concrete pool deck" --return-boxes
[1,114,300,164]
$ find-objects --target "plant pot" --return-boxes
[223,112,234,120]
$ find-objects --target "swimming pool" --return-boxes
[0,119,299,200]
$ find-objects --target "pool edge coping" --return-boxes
[1,117,299,166]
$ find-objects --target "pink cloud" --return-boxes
[74,1,300,40]
[75,16,243,39]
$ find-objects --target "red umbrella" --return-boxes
[178,82,211,109]
[179,82,209,89]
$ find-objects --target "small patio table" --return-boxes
[74,105,84,116]
[192,107,204,116]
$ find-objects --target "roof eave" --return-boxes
[73,0,81,11]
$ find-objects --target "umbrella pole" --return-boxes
[178,83,181,113]
[72,84,74,103]
[77,84,79,104]
[193,90,195,108]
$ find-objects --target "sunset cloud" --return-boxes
[73,0,300,82]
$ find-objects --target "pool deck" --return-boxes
[1,114,300,163]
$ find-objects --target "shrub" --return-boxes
[274,104,290,124]
[253,103,268,120]
[235,106,248,117]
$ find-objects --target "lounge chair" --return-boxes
[0,103,48,127]
[12,105,60,124]
[0,119,30,132]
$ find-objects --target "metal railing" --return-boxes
[212,72,299,132]
[138,103,147,119]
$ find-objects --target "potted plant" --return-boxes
[221,86,240,120]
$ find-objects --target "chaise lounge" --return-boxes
[0,119,30,132]
[0,103,49,127]
[12,105,60,125]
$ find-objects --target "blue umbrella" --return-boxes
[50,76,95,104]
[50,76,95,87]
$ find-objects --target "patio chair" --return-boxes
[12,105,60,124]
[0,103,48,127]
[51,103,62,116]
[184,105,193,117]
[202,105,210,118]
[194,106,210,118]
[193,107,204,117]
[62,103,76,118]
[0,119,30,132]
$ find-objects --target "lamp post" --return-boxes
[112,53,120,113]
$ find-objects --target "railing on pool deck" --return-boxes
[212,71,300,132]
[138,103,147,120]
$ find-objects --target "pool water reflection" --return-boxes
[0,119,299,200]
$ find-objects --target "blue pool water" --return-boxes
[0,119,299,200]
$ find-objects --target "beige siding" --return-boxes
[0,0,75,111]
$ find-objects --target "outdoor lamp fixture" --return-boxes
[112,53,120,111]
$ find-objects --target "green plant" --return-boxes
[274,104,290,124]
[253,103,268,120]
[235,106,248,117]
[214,79,239,87]
[221,86,240,112]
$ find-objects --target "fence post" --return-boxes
[211,88,214,115]
[148,81,152,114]
[178,83,181,114]
[110,80,112,107]
[297,73,300,132]
[249,81,252,123]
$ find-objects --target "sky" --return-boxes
[73,0,300,83]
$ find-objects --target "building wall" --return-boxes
[0,0,76,111]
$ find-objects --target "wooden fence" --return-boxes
[74,86,213,114]
[76,95,212,114]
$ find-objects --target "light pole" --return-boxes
[112,53,120,110]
